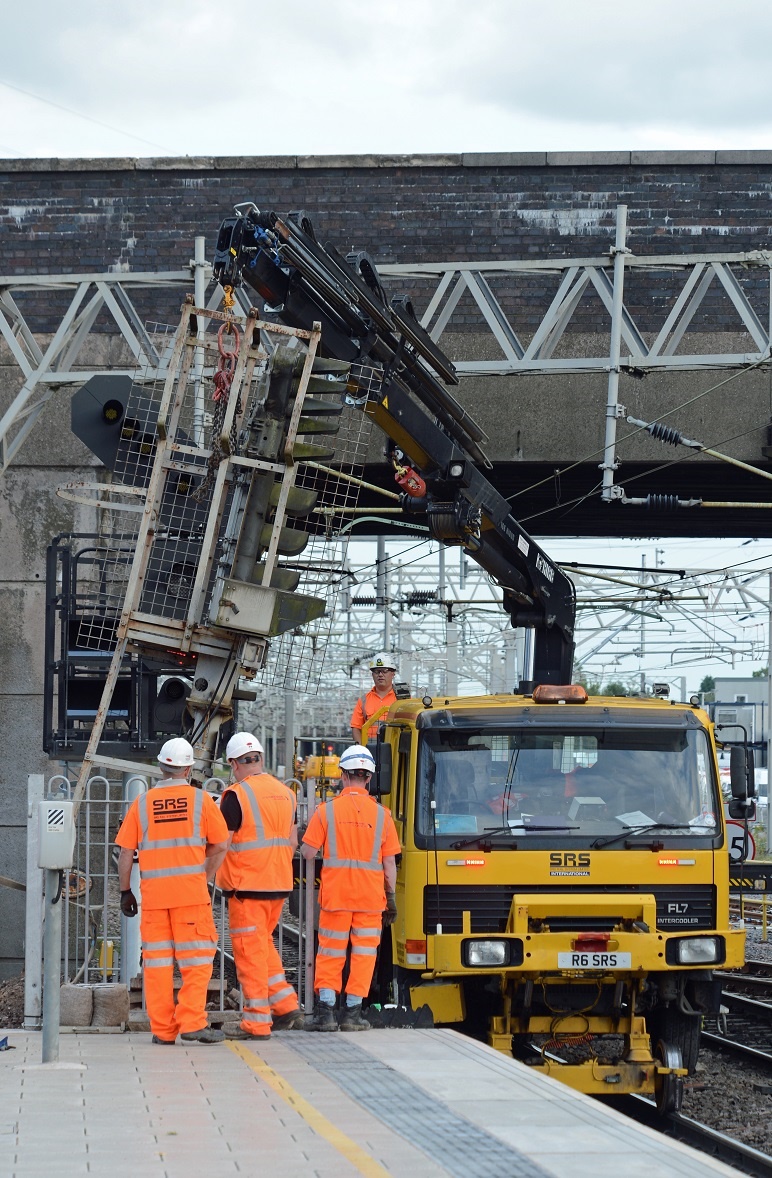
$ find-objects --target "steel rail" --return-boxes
[620,1094,772,1178]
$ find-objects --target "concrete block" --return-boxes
[631,150,716,165]
[0,466,98,578]
[60,984,93,1026]
[547,152,631,167]
[213,156,297,171]
[716,151,772,165]
[463,152,547,167]
[0,583,45,690]
[91,983,129,1027]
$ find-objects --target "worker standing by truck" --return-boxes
[218,732,304,1038]
[350,653,399,743]
[301,745,400,1031]
[116,737,229,1045]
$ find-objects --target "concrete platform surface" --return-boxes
[0,1027,738,1177]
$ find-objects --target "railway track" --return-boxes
[620,1095,772,1177]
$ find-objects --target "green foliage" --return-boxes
[699,675,715,693]
[753,667,769,679]
[604,680,628,696]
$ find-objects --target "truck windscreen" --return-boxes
[416,726,719,843]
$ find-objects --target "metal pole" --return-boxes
[601,204,629,502]
[303,776,317,1013]
[284,691,295,778]
[120,775,146,985]
[446,620,459,696]
[767,572,772,853]
[24,774,44,1029]
[41,868,62,1062]
[192,235,207,447]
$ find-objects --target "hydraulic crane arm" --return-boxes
[214,206,575,686]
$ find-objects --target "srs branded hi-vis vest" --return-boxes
[304,787,401,912]
[116,783,227,909]
[218,775,296,894]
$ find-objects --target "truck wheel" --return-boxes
[649,1009,701,1075]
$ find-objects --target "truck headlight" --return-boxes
[672,936,722,965]
[464,940,509,967]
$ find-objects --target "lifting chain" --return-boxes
[193,318,242,503]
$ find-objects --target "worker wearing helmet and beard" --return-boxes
[217,732,304,1039]
[115,738,229,1045]
[350,652,399,744]
[302,745,401,1031]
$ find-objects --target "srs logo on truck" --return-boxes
[550,852,590,877]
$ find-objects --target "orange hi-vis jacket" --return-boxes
[350,687,397,736]
[116,783,227,910]
[303,785,400,912]
[218,774,296,894]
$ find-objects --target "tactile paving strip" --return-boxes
[284,1036,551,1178]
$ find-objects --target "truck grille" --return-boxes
[423,884,716,934]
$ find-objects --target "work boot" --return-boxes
[151,1035,176,1045]
[180,1027,225,1044]
[222,1025,252,1041]
[306,1001,337,1032]
[272,1008,305,1031]
[339,1003,370,1032]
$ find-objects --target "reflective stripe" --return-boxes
[142,940,174,951]
[173,940,215,951]
[319,927,349,940]
[243,1011,272,1024]
[351,946,378,956]
[230,838,292,852]
[269,986,294,1006]
[177,955,215,967]
[239,781,292,851]
[140,864,206,880]
[144,956,174,968]
[352,927,381,938]
[325,800,385,872]
[244,998,269,1009]
[318,946,347,958]
[267,973,285,987]
[229,925,257,935]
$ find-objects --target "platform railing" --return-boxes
[25,771,313,1025]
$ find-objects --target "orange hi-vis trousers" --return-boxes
[314,909,382,999]
[228,897,299,1037]
[141,903,217,1040]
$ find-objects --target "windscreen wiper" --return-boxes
[451,822,579,850]
[591,823,687,850]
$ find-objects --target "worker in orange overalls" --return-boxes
[350,652,399,744]
[116,737,229,1045]
[301,744,400,1031]
[217,731,303,1039]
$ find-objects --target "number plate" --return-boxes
[558,952,632,969]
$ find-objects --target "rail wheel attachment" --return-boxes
[655,1039,684,1115]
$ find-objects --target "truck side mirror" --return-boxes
[371,736,392,797]
[730,745,755,800]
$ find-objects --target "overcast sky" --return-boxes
[2,0,772,159]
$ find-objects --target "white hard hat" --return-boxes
[157,737,195,767]
[369,652,397,671]
[226,731,264,760]
[339,745,377,774]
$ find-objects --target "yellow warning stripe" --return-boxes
[227,1041,389,1178]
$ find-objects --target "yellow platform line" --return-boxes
[228,1040,390,1177]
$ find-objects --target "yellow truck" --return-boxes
[367,684,752,1113]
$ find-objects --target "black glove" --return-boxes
[120,889,138,918]
[383,892,398,926]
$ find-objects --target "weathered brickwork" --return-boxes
[1,153,771,332]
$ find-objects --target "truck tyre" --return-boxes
[649,1009,701,1075]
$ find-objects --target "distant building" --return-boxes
[710,676,768,769]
